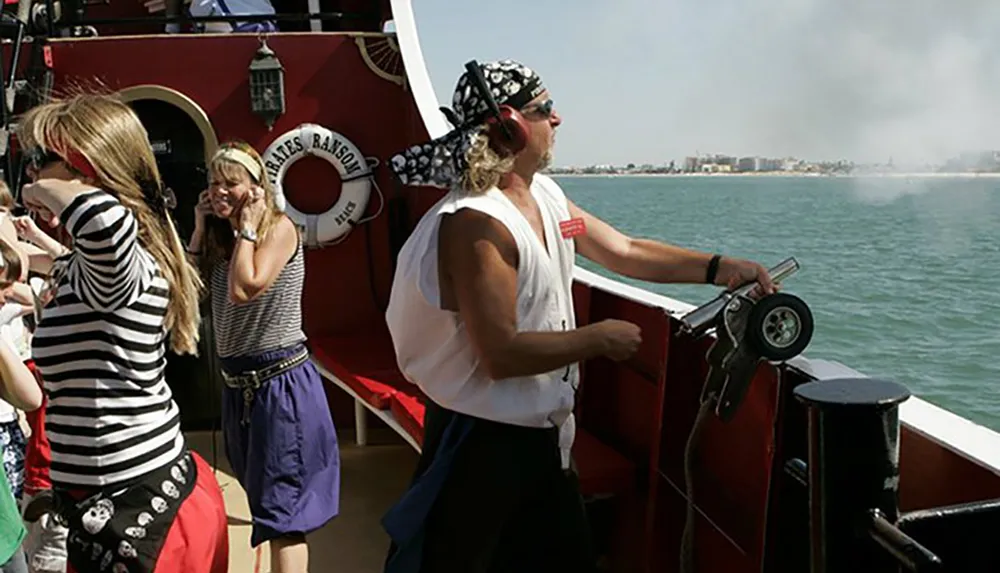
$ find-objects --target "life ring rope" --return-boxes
[262,123,380,248]
[341,171,374,184]
[302,162,385,248]
[349,157,385,228]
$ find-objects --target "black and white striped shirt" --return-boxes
[31,189,183,489]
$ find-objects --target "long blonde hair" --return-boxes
[459,128,516,195]
[199,141,286,277]
[16,93,204,355]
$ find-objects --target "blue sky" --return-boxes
[404,0,1000,168]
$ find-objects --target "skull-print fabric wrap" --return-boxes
[0,419,25,500]
[389,59,545,188]
[60,450,196,573]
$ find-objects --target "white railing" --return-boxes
[573,266,1000,478]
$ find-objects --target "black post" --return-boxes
[794,377,911,573]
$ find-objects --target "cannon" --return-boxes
[678,256,814,421]
[677,257,816,572]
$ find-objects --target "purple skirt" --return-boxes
[220,343,341,547]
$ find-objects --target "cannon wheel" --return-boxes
[746,293,814,362]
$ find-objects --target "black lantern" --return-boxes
[248,38,285,130]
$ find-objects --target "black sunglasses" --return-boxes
[24,148,64,172]
[523,99,554,118]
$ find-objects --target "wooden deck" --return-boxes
[184,429,418,573]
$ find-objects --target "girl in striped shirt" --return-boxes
[17,93,228,573]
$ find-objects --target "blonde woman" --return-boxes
[17,93,228,573]
[186,141,340,573]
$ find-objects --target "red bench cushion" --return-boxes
[390,391,426,448]
[310,332,415,410]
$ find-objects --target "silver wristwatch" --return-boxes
[238,227,258,243]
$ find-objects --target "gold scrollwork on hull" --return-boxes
[355,34,405,88]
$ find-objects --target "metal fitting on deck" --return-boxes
[794,377,942,572]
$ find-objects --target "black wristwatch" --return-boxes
[238,227,258,244]
[705,254,722,285]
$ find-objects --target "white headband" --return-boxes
[212,147,263,182]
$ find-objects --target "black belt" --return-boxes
[221,347,309,424]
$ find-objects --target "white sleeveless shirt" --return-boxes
[386,175,579,466]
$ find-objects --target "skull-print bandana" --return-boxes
[60,449,197,573]
[389,59,545,188]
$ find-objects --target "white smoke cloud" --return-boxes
[555,0,1000,166]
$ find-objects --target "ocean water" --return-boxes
[554,175,1000,431]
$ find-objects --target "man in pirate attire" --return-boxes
[383,59,776,573]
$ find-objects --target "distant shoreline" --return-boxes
[547,172,1000,179]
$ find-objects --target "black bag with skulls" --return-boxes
[58,450,197,573]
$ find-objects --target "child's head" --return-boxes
[0,180,26,298]
[0,181,13,212]
[0,238,24,299]
[0,183,26,291]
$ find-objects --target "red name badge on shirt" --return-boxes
[559,217,587,239]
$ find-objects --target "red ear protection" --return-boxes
[63,148,98,180]
[484,105,529,156]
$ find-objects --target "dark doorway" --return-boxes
[127,98,222,432]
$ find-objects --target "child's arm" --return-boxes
[0,338,40,411]
[11,215,68,256]
[5,283,35,308]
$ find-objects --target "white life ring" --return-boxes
[261,123,373,247]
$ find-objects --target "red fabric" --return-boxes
[313,346,399,409]
[66,452,229,573]
[151,452,229,573]
[23,359,52,496]
[389,391,426,447]
[311,333,421,410]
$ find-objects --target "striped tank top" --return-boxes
[210,233,307,359]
